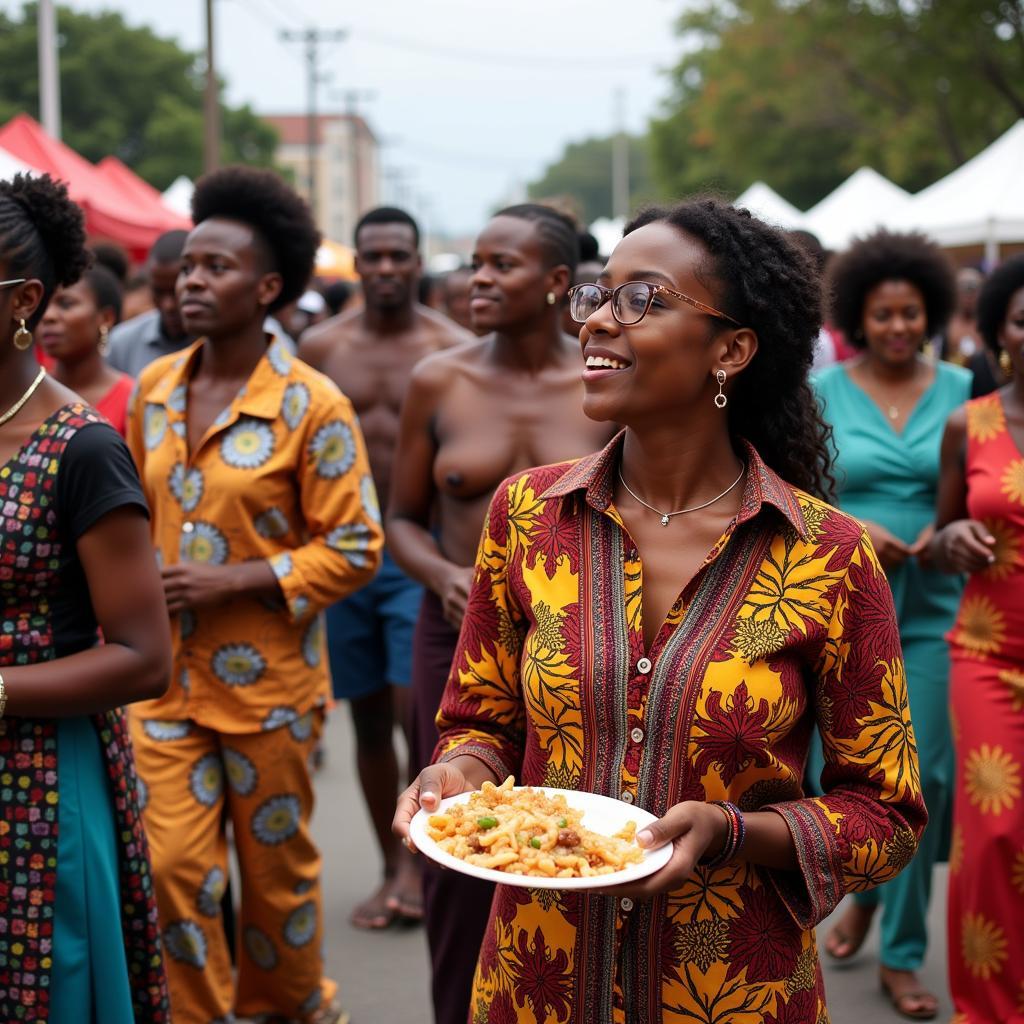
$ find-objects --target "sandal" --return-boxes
[880,973,938,1021]
[823,902,874,960]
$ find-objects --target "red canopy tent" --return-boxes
[0,114,190,260]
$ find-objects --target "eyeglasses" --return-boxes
[0,278,27,291]
[568,280,740,327]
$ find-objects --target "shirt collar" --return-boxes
[143,335,295,421]
[539,429,809,540]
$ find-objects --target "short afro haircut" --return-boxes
[190,166,320,313]
[355,206,420,249]
[977,255,1024,354]
[827,229,955,345]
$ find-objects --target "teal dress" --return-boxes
[812,360,970,971]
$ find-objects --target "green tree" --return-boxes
[527,135,659,225]
[649,0,1023,209]
[0,3,278,189]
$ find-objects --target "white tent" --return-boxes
[162,175,194,217]
[733,182,806,230]
[589,216,625,258]
[0,145,33,180]
[804,167,911,250]
[893,120,1024,263]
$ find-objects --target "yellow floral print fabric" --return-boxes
[127,338,382,733]
[435,432,926,1024]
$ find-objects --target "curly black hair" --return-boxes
[977,255,1024,354]
[190,166,320,313]
[0,173,89,328]
[826,229,955,344]
[624,197,835,500]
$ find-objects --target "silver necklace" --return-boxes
[618,462,746,526]
[0,367,46,427]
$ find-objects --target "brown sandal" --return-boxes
[880,975,938,1021]
[823,903,874,960]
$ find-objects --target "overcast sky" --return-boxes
[31,0,683,237]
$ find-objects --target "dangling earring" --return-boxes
[13,318,32,351]
[714,369,728,409]
[546,291,556,306]
[98,324,110,356]
[1000,349,1013,377]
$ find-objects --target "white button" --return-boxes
[621,791,633,804]
[630,727,644,743]
[182,521,195,533]
[620,897,634,912]
[637,657,652,674]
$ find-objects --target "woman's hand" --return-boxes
[933,519,996,574]
[393,757,496,851]
[437,565,475,628]
[599,801,728,900]
[909,523,935,569]
[861,520,912,570]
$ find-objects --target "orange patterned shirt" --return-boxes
[436,432,927,1023]
[127,337,382,733]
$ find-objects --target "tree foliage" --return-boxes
[527,135,658,225]
[0,3,278,189]
[649,0,1024,209]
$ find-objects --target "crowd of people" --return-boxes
[0,161,1022,1024]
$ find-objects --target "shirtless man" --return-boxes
[386,203,616,1024]
[300,207,470,930]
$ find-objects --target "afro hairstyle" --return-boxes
[827,229,955,344]
[190,166,320,313]
[976,255,1024,354]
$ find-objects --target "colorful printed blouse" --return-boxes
[127,337,383,733]
[435,432,927,1024]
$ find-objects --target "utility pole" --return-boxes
[37,0,61,139]
[612,87,629,221]
[203,0,220,172]
[280,28,347,220]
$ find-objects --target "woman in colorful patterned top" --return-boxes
[930,254,1024,1023]
[0,175,171,1022]
[38,262,135,435]
[395,198,927,1023]
[127,167,382,1024]
[814,231,966,1020]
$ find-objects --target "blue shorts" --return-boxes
[326,549,422,699]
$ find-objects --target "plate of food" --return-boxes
[408,776,672,889]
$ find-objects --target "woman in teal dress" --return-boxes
[0,174,171,1022]
[812,230,967,1019]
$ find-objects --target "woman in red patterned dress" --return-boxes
[931,254,1024,1022]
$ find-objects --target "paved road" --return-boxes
[312,712,951,1023]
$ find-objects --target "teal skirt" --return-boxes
[50,717,134,1024]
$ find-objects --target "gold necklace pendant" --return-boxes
[888,404,899,420]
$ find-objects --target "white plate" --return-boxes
[409,786,672,890]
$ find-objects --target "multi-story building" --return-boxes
[264,113,379,245]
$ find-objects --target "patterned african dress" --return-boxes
[125,336,383,1024]
[434,431,927,1024]
[946,393,1024,1022]
[0,404,168,1024]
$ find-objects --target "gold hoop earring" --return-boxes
[98,324,110,356]
[714,369,728,409]
[546,291,556,306]
[1000,349,1013,377]
[13,318,33,351]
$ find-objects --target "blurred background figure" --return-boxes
[122,270,155,321]
[322,280,358,318]
[107,228,191,377]
[90,240,129,285]
[813,229,967,1021]
[941,267,984,366]
[38,263,134,435]
[930,254,1024,1024]
[560,229,605,337]
[300,207,469,932]
[789,228,853,369]
[386,202,616,1024]
[439,265,473,332]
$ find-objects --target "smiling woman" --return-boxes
[394,197,928,1024]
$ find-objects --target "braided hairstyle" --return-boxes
[624,197,835,500]
[191,166,320,313]
[495,203,580,278]
[0,174,89,328]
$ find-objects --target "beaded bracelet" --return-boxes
[701,800,746,869]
